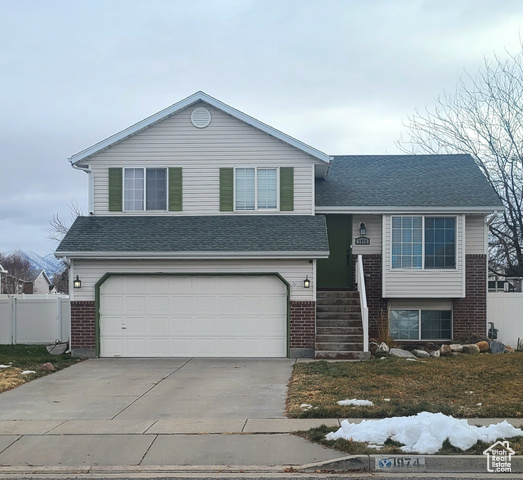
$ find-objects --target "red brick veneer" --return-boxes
[71,301,96,350]
[453,254,487,339]
[290,301,315,350]
[352,254,388,339]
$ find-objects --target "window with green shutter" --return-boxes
[280,167,294,211]
[220,168,234,211]
[108,168,123,212]
[169,168,183,211]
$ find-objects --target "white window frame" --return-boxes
[389,308,453,341]
[390,215,457,270]
[233,167,280,212]
[123,167,168,212]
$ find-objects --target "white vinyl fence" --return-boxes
[487,292,523,349]
[0,295,70,344]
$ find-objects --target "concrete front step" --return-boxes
[316,304,361,313]
[316,311,362,320]
[316,326,364,335]
[315,335,363,343]
[315,350,371,360]
[316,319,363,328]
[315,342,364,351]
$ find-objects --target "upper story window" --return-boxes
[391,216,456,269]
[124,168,167,211]
[235,167,278,211]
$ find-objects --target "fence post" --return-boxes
[56,296,62,341]
[10,297,16,345]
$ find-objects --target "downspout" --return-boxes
[69,159,94,214]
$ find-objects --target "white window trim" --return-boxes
[390,215,458,271]
[389,308,453,341]
[233,167,280,212]
[123,167,169,212]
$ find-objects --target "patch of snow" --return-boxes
[325,412,523,454]
[337,399,374,407]
[0,365,11,368]
[383,398,391,402]
[21,370,35,375]
[300,403,312,410]
[405,358,417,361]
[367,444,383,450]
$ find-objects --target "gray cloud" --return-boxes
[1,0,522,254]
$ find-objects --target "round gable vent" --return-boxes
[191,107,212,128]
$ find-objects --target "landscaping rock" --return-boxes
[489,340,506,354]
[374,342,390,357]
[461,344,480,355]
[439,344,452,356]
[369,341,379,355]
[504,345,515,353]
[412,349,430,358]
[476,341,489,352]
[425,342,440,352]
[41,362,55,371]
[449,344,463,353]
[389,348,417,359]
[430,350,440,358]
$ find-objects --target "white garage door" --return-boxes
[99,275,287,357]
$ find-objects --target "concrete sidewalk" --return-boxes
[0,417,520,474]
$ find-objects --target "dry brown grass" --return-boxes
[287,353,523,418]
[0,345,82,394]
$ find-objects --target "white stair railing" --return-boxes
[355,255,369,352]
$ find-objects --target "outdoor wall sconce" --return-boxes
[359,222,367,236]
[304,275,311,288]
[73,275,82,289]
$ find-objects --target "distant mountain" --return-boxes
[19,251,64,278]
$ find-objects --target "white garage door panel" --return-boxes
[100,275,287,357]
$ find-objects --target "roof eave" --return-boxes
[314,206,505,214]
[70,91,331,165]
[55,250,330,260]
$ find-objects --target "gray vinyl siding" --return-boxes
[87,103,320,216]
[352,214,382,255]
[465,215,487,254]
[382,214,465,298]
[70,258,315,302]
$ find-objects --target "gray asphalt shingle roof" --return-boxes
[56,215,329,255]
[315,154,503,208]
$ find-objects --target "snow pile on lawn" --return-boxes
[326,412,523,454]
[337,399,374,406]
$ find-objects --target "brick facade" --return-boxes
[453,254,487,340]
[70,301,96,354]
[353,254,388,339]
[289,300,315,354]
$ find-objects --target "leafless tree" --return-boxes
[52,268,69,294]
[0,251,36,294]
[47,201,83,243]
[398,47,523,276]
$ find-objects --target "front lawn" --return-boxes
[0,345,82,394]
[287,353,523,418]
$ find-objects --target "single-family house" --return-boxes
[56,92,503,358]
[0,264,7,294]
[30,270,56,294]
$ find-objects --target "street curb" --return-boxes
[298,454,523,473]
[0,456,520,476]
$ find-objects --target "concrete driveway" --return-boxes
[0,357,295,422]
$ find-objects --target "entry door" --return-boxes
[317,215,353,288]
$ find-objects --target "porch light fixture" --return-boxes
[359,222,367,236]
[73,275,82,289]
[303,275,311,288]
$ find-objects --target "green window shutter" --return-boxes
[280,167,294,211]
[220,168,234,212]
[169,167,183,211]
[108,168,123,212]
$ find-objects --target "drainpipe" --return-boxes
[70,159,94,214]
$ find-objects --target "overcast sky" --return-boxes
[1,0,522,255]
